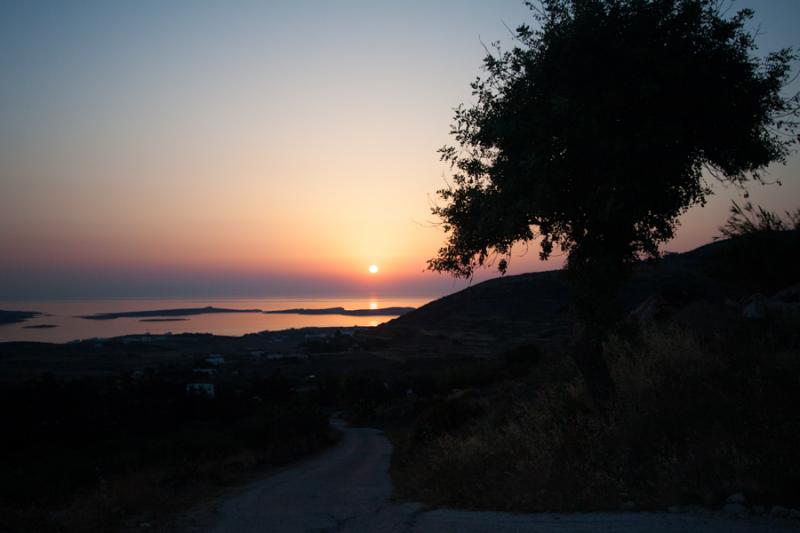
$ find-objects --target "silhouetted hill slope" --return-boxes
[386,231,799,341]
[387,270,572,336]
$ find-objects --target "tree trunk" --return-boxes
[568,262,622,407]
[570,320,615,407]
[565,239,630,406]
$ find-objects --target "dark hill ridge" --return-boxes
[383,231,800,346]
[386,270,572,337]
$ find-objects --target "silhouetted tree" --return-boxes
[428,0,799,401]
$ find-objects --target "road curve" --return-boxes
[179,420,799,533]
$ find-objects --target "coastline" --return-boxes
[0,297,429,343]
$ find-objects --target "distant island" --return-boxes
[265,306,415,316]
[0,310,41,325]
[80,305,415,321]
[80,306,262,320]
[23,324,58,329]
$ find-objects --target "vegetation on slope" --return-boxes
[391,321,800,511]
[0,372,336,533]
[388,229,800,512]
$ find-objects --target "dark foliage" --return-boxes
[428,0,798,399]
[429,0,798,281]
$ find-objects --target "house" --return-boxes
[185,383,215,398]
[266,352,307,361]
[205,354,225,366]
[192,368,217,377]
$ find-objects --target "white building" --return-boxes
[185,383,215,398]
[206,354,225,366]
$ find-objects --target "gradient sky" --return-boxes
[1,0,799,299]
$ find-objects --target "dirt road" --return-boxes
[179,420,798,532]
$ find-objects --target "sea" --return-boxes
[0,296,433,343]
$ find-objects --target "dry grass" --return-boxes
[392,324,800,511]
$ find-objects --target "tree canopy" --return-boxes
[429,0,799,294]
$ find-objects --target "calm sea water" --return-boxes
[0,296,432,343]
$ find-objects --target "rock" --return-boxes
[726,492,747,505]
[752,505,765,515]
[620,501,637,511]
[766,300,800,319]
[790,509,800,520]
[723,503,748,516]
[742,295,767,320]
[772,283,800,303]
[671,299,745,337]
[770,506,790,518]
[629,296,668,323]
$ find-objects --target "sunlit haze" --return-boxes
[1,0,798,299]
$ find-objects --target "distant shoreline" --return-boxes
[80,306,262,320]
[78,305,415,320]
[264,306,415,317]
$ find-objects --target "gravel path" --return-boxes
[178,420,798,532]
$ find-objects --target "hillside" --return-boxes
[384,231,800,345]
[384,231,800,515]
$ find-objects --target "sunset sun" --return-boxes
[368,264,379,274]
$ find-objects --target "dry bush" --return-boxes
[717,201,800,239]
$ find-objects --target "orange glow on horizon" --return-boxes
[2,1,798,300]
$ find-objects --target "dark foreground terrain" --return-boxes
[1,231,798,532]
[384,232,800,516]
[172,420,797,533]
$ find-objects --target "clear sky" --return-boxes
[1,0,798,299]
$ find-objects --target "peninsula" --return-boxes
[0,310,41,325]
[80,305,416,321]
[80,306,263,320]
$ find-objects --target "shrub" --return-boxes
[393,325,800,510]
[717,201,800,239]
